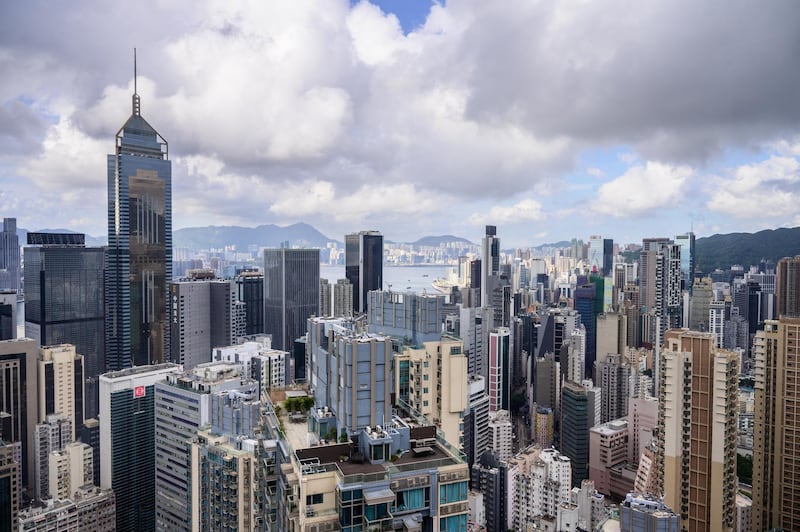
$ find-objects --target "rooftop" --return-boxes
[101,363,178,380]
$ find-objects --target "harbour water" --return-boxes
[320,264,453,295]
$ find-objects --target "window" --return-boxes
[440,515,467,532]
[395,487,427,511]
[439,482,467,504]
[306,493,323,505]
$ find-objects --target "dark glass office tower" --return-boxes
[106,77,171,369]
[0,292,14,341]
[264,248,320,351]
[235,270,264,335]
[0,218,19,297]
[0,338,38,493]
[345,231,383,314]
[24,233,105,418]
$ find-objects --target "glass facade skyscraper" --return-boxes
[24,236,104,418]
[0,218,19,296]
[99,364,179,532]
[345,231,383,314]
[264,248,320,351]
[106,85,172,369]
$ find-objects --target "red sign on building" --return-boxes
[134,385,146,398]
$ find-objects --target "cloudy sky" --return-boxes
[1,1,799,248]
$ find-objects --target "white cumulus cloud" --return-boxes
[594,162,693,217]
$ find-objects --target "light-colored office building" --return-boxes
[38,344,84,441]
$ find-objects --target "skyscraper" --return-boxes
[0,338,38,493]
[488,327,510,412]
[588,236,613,276]
[154,363,253,531]
[776,255,800,318]
[0,218,19,296]
[0,291,15,341]
[106,62,172,369]
[345,230,383,314]
[234,269,264,335]
[37,344,84,442]
[24,233,105,419]
[561,380,601,487]
[675,232,695,294]
[99,363,179,531]
[481,225,500,308]
[264,248,320,351]
[657,329,738,532]
[752,317,800,530]
[169,274,245,370]
[0,440,19,530]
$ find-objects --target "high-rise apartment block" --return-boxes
[106,80,172,369]
[37,345,84,442]
[752,317,800,530]
[99,363,179,531]
[0,338,39,492]
[596,353,630,423]
[368,290,444,345]
[24,233,105,419]
[169,274,245,369]
[320,278,354,318]
[17,485,116,532]
[639,238,682,347]
[471,451,507,532]
[487,409,512,463]
[507,446,573,528]
[47,441,93,500]
[345,230,383,314]
[33,413,72,501]
[189,430,262,531]
[488,327,510,412]
[154,363,253,531]
[307,317,392,436]
[657,329,738,532]
[213,338,289,395]
[464,375,491,469]
[394,335,468,449]
[0,218,19,296]
[264,248,320,351]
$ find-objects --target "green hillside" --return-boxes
[695,227,800,272]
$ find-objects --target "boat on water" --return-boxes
[431,277,455,293]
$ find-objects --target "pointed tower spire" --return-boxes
[132,48,141,116]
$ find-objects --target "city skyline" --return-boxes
[1,1,800,249]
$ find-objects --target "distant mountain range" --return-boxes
[15,223,800,270]
[695,227,800,272]
[173,222,336,250]
[411,235,475,247]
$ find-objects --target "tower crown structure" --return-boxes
[106,51,172,369]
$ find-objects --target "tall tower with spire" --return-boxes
[106,50,172,369]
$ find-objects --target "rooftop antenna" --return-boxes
[132,47,141,116]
